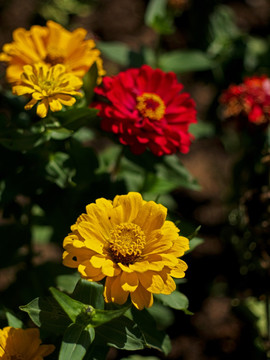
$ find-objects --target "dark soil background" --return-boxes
[1,0,270,359]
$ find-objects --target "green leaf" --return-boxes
[91,306,130,327]
[31,225,53,245]
[145,0,166,25]
[56,273,81,293]
[59,323,95,360]
[55,107,98,131]
[187,237,204,253]
[83,61,98,104]
[47,127,74,140]
[156,155,200,191]
[49,287,87,324]
[159,50,215,73]
[95,316,146,351]
[189,121,215,139]
[97,41,131,66]
[72,279,104,309]
[0,129,49,151]
[20,296,71,335]
[45,152,76,188]
[145,0,174,34]
[5,310,23,328]
[147,303,174,329]
[155,291,192,314]
[131,308,171,355]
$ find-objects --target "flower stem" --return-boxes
[110,146,124,181]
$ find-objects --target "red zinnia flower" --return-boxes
[93,65,197,156]
[220,75,270,125]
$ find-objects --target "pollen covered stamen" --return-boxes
[136,92,166,121]
[109,223,146,265]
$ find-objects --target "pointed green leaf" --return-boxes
[72,279,104,309]
[55,107,98,131]
[59,323,95,360]
[147,303,174,329]
[56,273,81,293]
[187,237,204,253]
[95,316,145,351]
[20,296,70,335]
[83,61,98,104]
[5,310,23,328]
[47,127,74,140]
[155,291,192,313]
[97,41,131,66]
[50,287,87,323]
[45,152,76,188]
[159,50,215,73]
[91,305,130,327]
[131,308,171,355]
[0,129,49,151]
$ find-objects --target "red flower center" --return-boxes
[136,92,166,120]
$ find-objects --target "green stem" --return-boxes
[110,146,124,181]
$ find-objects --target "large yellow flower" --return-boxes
[12,63,83,118]
[63,192,189,310]
[0,20,105,84]
[0,326,55,360]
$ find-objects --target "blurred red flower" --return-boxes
[93,65,197,156]
[220,75,270,125]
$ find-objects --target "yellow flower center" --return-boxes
[136,92,166,120]
[109,223,146,265]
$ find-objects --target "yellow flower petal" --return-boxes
[138,271,165,293]
[130,283,153,310]
[36,99,49,118]
[118,263,134,273]
[78,262,104,280]
[113,192,144,223]
[56,94,77,106]
[13,84,34,95]
[104,277,113,303]
[48,97,63,112]
[78,222,106,254]
[110,276,129,305]
[160,272,176,294]
[120,271,138,292]
[24,98,37,110]
[134,201,167,235]
[169,259,188,278]
[90,255,120,277]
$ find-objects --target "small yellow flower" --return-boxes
[0,20,105,84]
[12,63,83,118]
[0,326,55,360]
[63,192,189,310]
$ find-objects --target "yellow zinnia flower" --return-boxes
[0,326,55,360]
[12,63,83,118]
[63,192,189,310]
[0,20,105,84]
